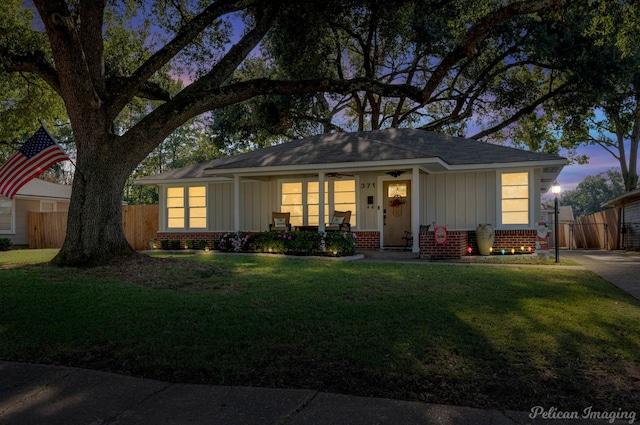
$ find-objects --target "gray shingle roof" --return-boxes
[138,128,565,181]
[15,178,72,199]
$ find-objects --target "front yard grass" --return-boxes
[1,252,639,411]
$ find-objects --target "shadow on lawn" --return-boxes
[206,259,640,411]
[1,257,639,412]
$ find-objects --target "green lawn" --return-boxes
[1,251,639,411]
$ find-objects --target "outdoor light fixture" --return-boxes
[386,170,404,178]
[552,182,561,263]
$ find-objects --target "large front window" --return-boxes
[280,179,356,227]
[167,186,207,229]
[501,172,529,225]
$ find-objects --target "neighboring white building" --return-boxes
[0,179,72,246]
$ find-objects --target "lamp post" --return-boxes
[552,182,561,263]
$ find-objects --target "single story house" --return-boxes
[0,178,72,246]
[136,128,566,259]
[603,188,640,250]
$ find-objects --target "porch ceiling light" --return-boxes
[387,170,404,178]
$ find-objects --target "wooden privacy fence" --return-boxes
[28,205,158,250]
[567,208,621,250]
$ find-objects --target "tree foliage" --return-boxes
[503,1,640,192]
[560,169,625,218]
[1,0,581,266]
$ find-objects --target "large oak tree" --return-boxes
[1,0,566,266]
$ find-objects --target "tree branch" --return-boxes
[0,48,61,95]
[469,81,573,139]
[128,77,424,152]
[422,0,565,101]
[109,0,253,116]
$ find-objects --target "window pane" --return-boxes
[334,180,355,192]
[387,183,407,197]
[502,199,529,212]
[168,209,184,219]
[502,186,529,199]
[168,218,184,228]
[503,212,529,224]
[282,182,302,194]
[334,192,355,204]
[167,197,183,207]
[282,193,302,204]
[168,187,184,197]
[189,186,206,197]
[502,172,528,185]
[307,192,319,204]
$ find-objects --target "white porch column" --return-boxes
[234,174,241,232]
[412,166,420,253]
[318,172,326,232]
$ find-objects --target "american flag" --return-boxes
[0,127,70,199]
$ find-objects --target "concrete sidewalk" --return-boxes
[0,361,543,425]
[3,360,635,425]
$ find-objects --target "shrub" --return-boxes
[286,231,323,255]
[324,231,357,256]
[160,240,170,250]
[218,232,252,252]
[170,240,181,250]
[216,231,357,257]
[185,239,194,249]
[0,238,12,251]
[250,231,284,253]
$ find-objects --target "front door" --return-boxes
[383,180,411,246]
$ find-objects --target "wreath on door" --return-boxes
[389,195,406,217]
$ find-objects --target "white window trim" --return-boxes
[164,184,208,231]
[496,169,534,229]
[277,177,359,228]
[0,197,15,235]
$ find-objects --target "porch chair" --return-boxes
[402,224,431,251]
[269,212,292,231]
[325,210,352,232]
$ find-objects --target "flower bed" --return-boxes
[216,230,357,257]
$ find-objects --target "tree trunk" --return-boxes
[52,142,137,267]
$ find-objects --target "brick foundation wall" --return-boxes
[156,232,225,249]
[470,229,536,253]
[353,231,380,250]
[420,230,469,260]
[420,229,536,259]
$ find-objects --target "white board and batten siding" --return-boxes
[207,180,271,232]
[422,171,497,230]
[161,167,542,233]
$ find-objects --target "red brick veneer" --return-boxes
[353,231,380,250]
[156,232,225,249]
[420,229,536,259]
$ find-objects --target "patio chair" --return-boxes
[325,210,352,232]
[269,212,292,231]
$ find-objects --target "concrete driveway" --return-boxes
[561,250,640,301]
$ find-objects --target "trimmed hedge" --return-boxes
[216,230,357,257]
